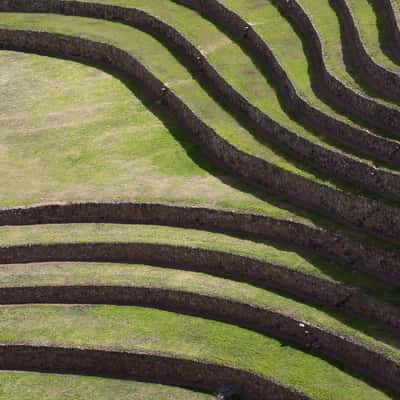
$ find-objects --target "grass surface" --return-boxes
[1,12,399,245]
[0,304,398,400]
[346,0,400,72]
[296,0,400,111]
[70,0,400,174]
[1,3,400,398]
[0,223,397,300]
[219,0,400,143]
[0,12,336,187]
[0,371,213,400]
[0,50,289,215]
[0,261,399,361]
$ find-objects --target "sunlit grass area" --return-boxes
[0,371,213,400]
[1,1,400,398]
[0,304,397,400]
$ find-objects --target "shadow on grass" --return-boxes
[6,37,400,248]
[174,0,400,172]
[155,3,400,234]
[5,45,400,347]
[367,0,400,67]
[328,0,400,105]
[366,0,400,66]
[266,0,400,142]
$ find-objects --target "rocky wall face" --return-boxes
[0,241,398,332]
[1,201,399,281]
[2,4,400,243]
[329,0,400,101]
[173,0,400,166]
[1,27,400,248]
[0,344,307,400]
[269,0,400,136]
[0,286,399,393]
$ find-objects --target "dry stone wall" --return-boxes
[1,202,400,284]
[3,0,400,204]
[1,285,400,393]
[0,345,307,400]
[0,242,399,332]
[270,0,400,137]
[172,0,400,167]
[330,0,400,101]
[2,29,400,246]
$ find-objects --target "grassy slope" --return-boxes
[0,4,399,399]
[0,371,212,400]
[3,13,400,244]
[346,0,400,72]
[296,0,400,111]
[1,51,318,224]
[219,0,400,142]
[0,13,338,187]
[0,223,397,299]
[0,51,279,210]
[0,304,397,400]
[66,0,397,173]
[1,261,399,361]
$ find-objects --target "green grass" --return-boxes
[0,12,337,187]
[1,261,399,362]
[69,0,400,174]
[3,12,400,246]
[1,4,400,399]
[0,50,288,215]
[346,0,400,73]
[1,50,326,226]
[296,0,400,110]
[0,223,398,301]
[0,371,213,400]
[0,304,397,400]
[218,0,400,140]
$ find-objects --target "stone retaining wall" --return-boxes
[270,0,400,137]
[1,202,400,284]
[370,0,400,64]
[1,285,400,393]
[0,344,307,400]
[3,0,400,203]
[0,241,399,332]
[2,30,400,247]
[172,0,400,167]
[330,0,400,101]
